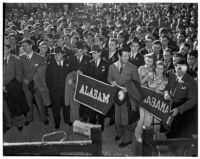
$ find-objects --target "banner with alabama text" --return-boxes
[141,86,172,125]
[74,74,117,115]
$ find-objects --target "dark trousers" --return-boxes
[89,109,105,127]
[79,104,90,121]
[50,91,70,126]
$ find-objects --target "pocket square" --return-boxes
[34,64,39,67]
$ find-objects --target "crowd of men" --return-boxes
[3,3,198,148]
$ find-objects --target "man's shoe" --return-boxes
[109,118,115,126]
[18,126,23,131]
[115,136,121,141]
[118,141,132,147]
[25,121,32,126]
[44,119,49,125]
[55,124,60,129]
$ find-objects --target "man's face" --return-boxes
[40,44,48,54]
[54,53,64,62]
[4,46,10,58]
[175,64,187,77]
[92,51,101,60]
[9,36,16,45]
[117,34,124,44]
[22,42,32,53]
[47,38,54,47]
[161,37,169,46]
[153,44,161,54]
[64,36,71,45]
[120,51,130,64]
[163,51,171,63]
[187,55,196,66]
[94,37,102,46]
[76,49,83,57]
[145,40,153,49]
[131,42,140,53]
[71,38,78,47]
[177,33,185,43]
[180,45,189,55]
[135,31,142,39]
[56,38,64,47]
[108,40,117,51]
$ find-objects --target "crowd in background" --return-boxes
[3,3,198,148]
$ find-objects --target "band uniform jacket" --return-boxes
[107,61,142,126]
[101,49,119,66]
[87,59,109,83]
[165,72,198,137]
[129,52,145,68]
[33,63,51,106]
[70,54,91,74]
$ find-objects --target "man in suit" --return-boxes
[87,45,109,131]
[129,37,145,68]
[187,50,198,80]
[164,60,197,138]
[163,48,174,72]
[8,33,20,56]
[139,35,154,56]
[46,46,72,129]
[152,40,163,61]
[108,47,142,147]
[20,39,49,126]
[69,42,91,122]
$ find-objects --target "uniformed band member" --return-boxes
[87,45,109,131]
[46,46,72,129]
[70,42,91,121]
[164,60,197,138]
[108,47,142,147]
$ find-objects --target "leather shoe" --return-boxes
[55,124,60,129]
[115,136,121,141]
[44,119,49,125]
[67,122,73,126]
[25,121,32,126]
[18,126,23,131]
[118,141,132,147]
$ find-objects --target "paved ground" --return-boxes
[3,105,139,156]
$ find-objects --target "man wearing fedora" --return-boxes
[87,44,109,131]
[46,46,72,129]
[108,46,142,147]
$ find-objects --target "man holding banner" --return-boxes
[87,45,109,131]
[107,47,142,147]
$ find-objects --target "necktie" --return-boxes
[4,59,7,66]
[95,60,98,68]
[120,64,124,74]
[77,57,81,63]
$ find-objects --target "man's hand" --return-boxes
[77,70,83,75]
[68,79,73,85]
[164,92,171,100]
[3,86,7,93]
[24,79,30,85]
[121,87,127,93]
[111,81,117,87]
[171,108,179,116]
